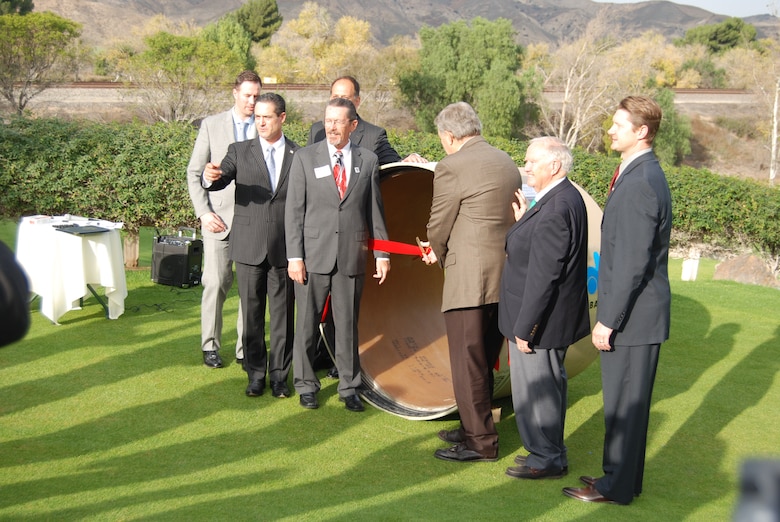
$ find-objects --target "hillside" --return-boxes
[33,0,780,47]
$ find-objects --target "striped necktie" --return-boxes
[334,150,346,199]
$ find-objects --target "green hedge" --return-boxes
[1,117,778,257]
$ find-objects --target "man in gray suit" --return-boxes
[203,93,299,399]
[307,75,425,379]
[421,102,521,462]
[562,95,672,505]
[285,97,390,412]
[186,70,261,369]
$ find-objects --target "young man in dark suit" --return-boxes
[285,97,390,412]
[499,136,590,480]
[562,95,672,505]
[203,93,299,399]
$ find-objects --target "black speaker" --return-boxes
[151,232,203,288]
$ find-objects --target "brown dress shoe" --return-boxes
[579,475,599,486]
[562,485,621,504]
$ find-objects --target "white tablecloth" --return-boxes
[15,215,127,323]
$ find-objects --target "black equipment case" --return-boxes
[151,228,203,288]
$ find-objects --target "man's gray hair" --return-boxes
[434,102,482,139]
[529,136,573,174]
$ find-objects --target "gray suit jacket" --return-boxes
[426,136,521,312]
[308,116,401,166]
[205,136,300,267]
[186,109,257,240]
[597,150,672,345]
[285,140,388,276]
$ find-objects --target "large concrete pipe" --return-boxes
[352,162,601,420]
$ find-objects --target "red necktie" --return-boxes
[609,165,620,193]
[334,150,346,199]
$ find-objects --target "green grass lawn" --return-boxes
[1,222,778,520]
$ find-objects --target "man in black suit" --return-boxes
[203,93,299,399]
[308,76,405,165]
[0,240,30,347]
[499,136,589,480]
[562,96,672,505]
[286,97,390,412]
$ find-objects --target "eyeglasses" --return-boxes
[324,119,353,127]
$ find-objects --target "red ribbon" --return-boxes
[368,238,426,257]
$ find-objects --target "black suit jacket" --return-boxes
[0,240,30,347]
[205,136,300,268]
[308,115,401,165]
[498,178,590,349]
[597,150,672,346]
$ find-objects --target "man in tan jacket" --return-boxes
[422,102,521,461]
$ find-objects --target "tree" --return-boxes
[652,88,692,166]
[0,12,81,115]
[117,32,246,123]
[200,16,256,70]
[397,17,531,138]
[231,0,282,46]
[676,17,758,54]
[0,0,32,15]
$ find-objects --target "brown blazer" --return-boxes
[426,136,521,312]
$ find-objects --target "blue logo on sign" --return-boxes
[587,251,599,295]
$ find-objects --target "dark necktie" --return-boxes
[609,165,620,192]
[334,150,346,199]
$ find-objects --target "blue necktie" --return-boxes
[237,122,249,141]
[266,147,277,191]
[529,199,537,208]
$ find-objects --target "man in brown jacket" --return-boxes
[422,102,521,461]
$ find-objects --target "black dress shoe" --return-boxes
[326,366,339,379]
[203,351,223,368]
[562,485,621,504]
[514,455,569,473]
[245,379,265,397]
[438,429,465,444]
[579,475,599,486]
[340,394,365,412]
[434,443,497,462]
[271,381,290,398]
[299,392,319,409]
[506,464,568,480]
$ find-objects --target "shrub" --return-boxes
[1,117,778,261]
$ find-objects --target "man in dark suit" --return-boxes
[203,93,299,399]
[285,97,390,412]
[187,70,261,369]
[0,240,30,347]
[308,76,404,165]
[562,96,672,505]
[498,137,589,480]
[421,102,521,462]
